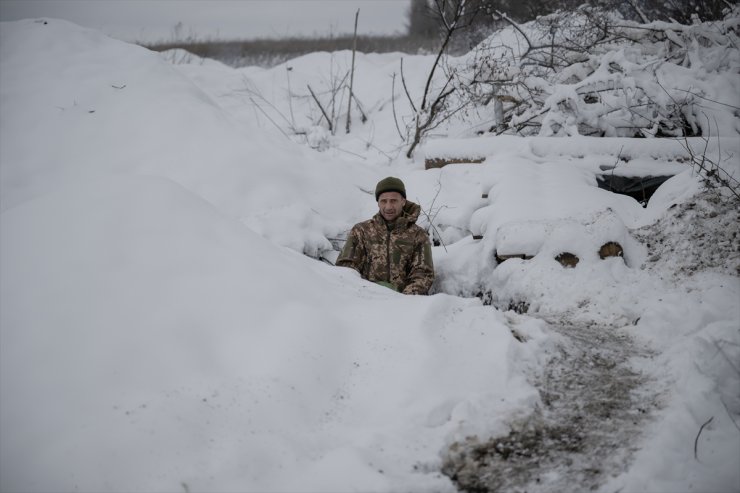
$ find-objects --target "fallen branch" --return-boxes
[249,97,290,139]
[307,84,333,133]
[720,398,740,433]
[694,416,714,461]
[350,92,368,123]
[400,58,417,114]
[391,73,405,140]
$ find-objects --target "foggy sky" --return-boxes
[0,0,410,42]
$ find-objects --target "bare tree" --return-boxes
[404,0,482,158]
[452,5,739,139]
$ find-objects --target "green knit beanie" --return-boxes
[375,176,406,201]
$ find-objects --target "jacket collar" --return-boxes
[373,200,421,230]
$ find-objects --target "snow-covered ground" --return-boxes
[1,18,738,493]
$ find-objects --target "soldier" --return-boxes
[336,176,435,294]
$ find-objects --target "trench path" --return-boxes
[441,319,661,493]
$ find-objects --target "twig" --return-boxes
[241,78,295,129]
[673,89,740,111]
[307,84,333,133]
[345,8,359,134]
[400,58,417,114]
[712,339,740,376]
[694,416,714,461]
[608,146,625,191]
[391,73,405,140]
[493,10,535,60]
[421,0,463,111]
[418,172,449,252]
[720,398,740,433]
[249,97,290,139]
[625,0,650,24]
[350,92,368,123]
[333,146,367,160]
[318,256,335,266]
[286,66,296,128]
[655,80,740,198]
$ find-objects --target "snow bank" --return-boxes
[0,18,374,257]
[603,273,740,493]
[0,173,542,492]
[0,19,547,493]
[422,135,740,168]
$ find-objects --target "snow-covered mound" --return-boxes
[0,18,376,257]
[458,6,740,138]
[0,19,546,492]
[1,173,542,492]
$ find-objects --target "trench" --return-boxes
[441,319,661,493]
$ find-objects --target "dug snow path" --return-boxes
[442,318,660,492]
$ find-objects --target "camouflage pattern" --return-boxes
[336,200,434,295]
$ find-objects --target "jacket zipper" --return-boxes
[386,228,392,282]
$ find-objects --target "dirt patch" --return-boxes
[634,189,740,278]
[442,186,738,492]
[442,322,660,493]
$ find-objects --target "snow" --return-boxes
[1,16,739,493]
[462,8,740,139]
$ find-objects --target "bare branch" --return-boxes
[400,58,417,114]
[249,97,290,139]
[307,84,333,133]
[694,416,714,461]
[345,8,360,134]
[391,73,406,141]
[350,92,368,123]
[625,0,650,24]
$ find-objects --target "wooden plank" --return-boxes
[425,157,485,170]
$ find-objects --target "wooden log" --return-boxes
[495,252,534,263]
[599,241,623,259]
[425,157,485,170]
[555,252,579,268]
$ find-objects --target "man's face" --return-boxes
[378,191,405,222]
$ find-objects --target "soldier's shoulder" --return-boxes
[352,218,378,234]
[408,223,430,238]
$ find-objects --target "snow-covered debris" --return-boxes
[454,6,740,139]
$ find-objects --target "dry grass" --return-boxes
[142,34,446,68]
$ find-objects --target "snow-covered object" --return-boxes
[423,135,740,166]
[457,7,740,138]
[495,209,643,266]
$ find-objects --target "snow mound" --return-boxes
[0,173,543,492]
[0,17,371,257]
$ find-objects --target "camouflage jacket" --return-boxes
[336,201,434,295]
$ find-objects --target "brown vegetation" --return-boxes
[143,35,443,68]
